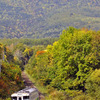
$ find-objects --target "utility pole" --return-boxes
[0,60,2,77]
[0,47,5,77]
[3,47,5,61]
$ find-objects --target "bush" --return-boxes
[72,94,92,100]
[85,69,100,100]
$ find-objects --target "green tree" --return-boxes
[49,27,100,95]
[85,69,100,100]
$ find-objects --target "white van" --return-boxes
[11,87,39,100]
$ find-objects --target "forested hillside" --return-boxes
[0,38,58,99]
[0,44,24,99]
[25,27,100,100]
[0,27,100,99]
[0,0,100,38]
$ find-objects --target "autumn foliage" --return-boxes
[25,27,100,99]
[35,50,47,57]
[0,44,24,99]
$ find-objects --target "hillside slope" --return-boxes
[0,0,100,38]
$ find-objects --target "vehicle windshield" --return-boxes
[19,97,22,100]
[12,97,17,100]
[23,96,29,100]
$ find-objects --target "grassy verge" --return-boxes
[24,71,67,100]
[0,98,11,100]
[24,71,48,99]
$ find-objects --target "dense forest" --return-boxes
[0,0,100,38]
[0,44,24,99]
[25,27,100,100]
[0,27,100,99]
[0,38,57,99]
[0,0,100,99]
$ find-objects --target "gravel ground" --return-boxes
[21,71,45,100]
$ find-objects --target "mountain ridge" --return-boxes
[0,0,100,38]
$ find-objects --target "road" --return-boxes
[21,71,45,100]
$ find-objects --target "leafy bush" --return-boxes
[25,27,100,99]
[85,69,100,100]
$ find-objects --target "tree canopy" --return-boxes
[25,27,100,99]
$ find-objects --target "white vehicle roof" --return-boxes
[11,87,38,97]
[11,93,29,97]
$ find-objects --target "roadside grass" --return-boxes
[0,98,11,100]
[24,71,48,99]
[24,71,67,100]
